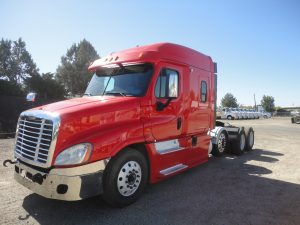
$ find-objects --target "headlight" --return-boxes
[54,143,93,166]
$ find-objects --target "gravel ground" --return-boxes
[0,117,299,225]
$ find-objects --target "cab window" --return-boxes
[155,68,179,98]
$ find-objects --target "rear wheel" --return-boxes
[102,148,148,207]
[232,128,246,155]
[245,127,254,151]
[291,117,295,123]
[211,131,228,156]
[227,115,233,120]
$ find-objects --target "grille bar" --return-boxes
[18,128,52,136]
[15,149,34,159]
[17,136,38,145]
[16,141,37,151]
[19,123,42,130]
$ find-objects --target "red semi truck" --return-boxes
[5,43,254,207]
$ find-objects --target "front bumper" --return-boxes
[14,160,108,201]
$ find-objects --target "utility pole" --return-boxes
[254,94,257,110]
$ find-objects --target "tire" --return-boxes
[232,128,246,155]
[211,131,228,157]
[245,127,254,151]
[102,148,148,207]
[291,117,295,123]
[227,115,233,120]
[263,115,267,119]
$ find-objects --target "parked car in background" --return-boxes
[291,115,300,124]
[237,108,246,119]
[252,110,260,119]
[220,108,239,120]
[260,111,272,119]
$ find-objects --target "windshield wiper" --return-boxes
[83,93,93,96]
[103,91,133,97]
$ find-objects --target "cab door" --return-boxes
[150,63,184,141]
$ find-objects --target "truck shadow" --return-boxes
[20,148,300,225]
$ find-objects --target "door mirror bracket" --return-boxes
[156,98,173,111]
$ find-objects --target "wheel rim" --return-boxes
[117,161,142,197]
[248,131,254,147]
[240,133,246,151]
[217,133,227,153]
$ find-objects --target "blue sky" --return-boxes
[1,0,299,107]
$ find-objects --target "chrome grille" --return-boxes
[15,115,53,164]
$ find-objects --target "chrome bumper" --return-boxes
[14,160,107,201]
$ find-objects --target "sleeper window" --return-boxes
[201,81,207,102]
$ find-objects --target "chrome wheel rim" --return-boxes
[117,161,142,197]
[240,133,246,151]
[218,133,227,153]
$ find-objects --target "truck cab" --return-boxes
[12,43,217,206]
[10,43,254,207]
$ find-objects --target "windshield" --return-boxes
[84,63,153,97]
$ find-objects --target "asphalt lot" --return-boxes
[0,117,299,225]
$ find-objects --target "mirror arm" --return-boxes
[156,98,173,111]
[164,98,172,108]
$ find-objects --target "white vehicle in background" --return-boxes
[240,109,249,119]
[261,111,271,119]
[237,108,245,119]
[247,109,255,119]
[231,108,240,119]
[252,110,260,119]
[220,108,239,120]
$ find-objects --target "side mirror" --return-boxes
[26,92,37,102]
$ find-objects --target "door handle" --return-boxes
[177,117,182,130]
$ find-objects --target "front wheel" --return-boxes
[102,148,148,207]
[227,115,233,120]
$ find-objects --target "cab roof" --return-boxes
[88,42,213,72]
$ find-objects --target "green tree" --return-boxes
[221,93,238,108]
[25,73,66,99]
[56,39,99,95]
[261,95,275,112]
[0,80,24,96]
[0,38,38,84]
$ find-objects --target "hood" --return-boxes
[34,96,142,163]
[33,96,133,114]
[30,96,141,158]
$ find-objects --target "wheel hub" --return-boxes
[117,161,142,197]
[127,172,136,185]
[218,133,226,152]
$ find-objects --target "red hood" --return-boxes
[30,96,142,164]
[33,96,135,114]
